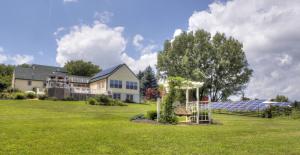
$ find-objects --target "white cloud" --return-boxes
[173,29,183,38]
[94,11,114,24]
[277,54,292,66]
[141,44,157,55]
[0,53,8,63]
[10,54,34,65]
[188,0,300,100]
[56,22,126,68]
[55,22,157,72]
[0,46,3,53]
[63,0,78,4]
[53,27,65,36]
[132,34,144,49]
[121,52,157,73]
[0,47,34,64]
[0,47,9,63]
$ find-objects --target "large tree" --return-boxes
[64,60,101,77]
[0,64,14,92]
[157,29,253,101]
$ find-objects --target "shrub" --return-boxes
[38,95,47,100]
[130,114,145,121]
[112,99,128,106]
[95,95,110,104]
[26,92,36,99]
[125,98,135,103]
[159,114,178,124]
[0,93,13,99]
[63,96,75,101]
[14,93,26,100]
[5,88,20,93]
[88,98,98,105]
[146,110,157,120]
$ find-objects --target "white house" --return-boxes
[12,63,140,103]
[89,64,140,103]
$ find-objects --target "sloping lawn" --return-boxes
[0,100,300,155]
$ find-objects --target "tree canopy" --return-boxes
[157,29,253,101]
[271,95,289,102]
[0,64,14,92]
[64,60,101,77]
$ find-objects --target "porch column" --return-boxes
[157,98,161,122]
[186,89,189,122]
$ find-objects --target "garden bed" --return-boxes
[131,118,222,126]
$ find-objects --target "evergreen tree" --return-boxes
[138,66,158,99]
[142,66,157,89]
[137,71,144,81]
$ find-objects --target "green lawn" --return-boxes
[0,100,300,155]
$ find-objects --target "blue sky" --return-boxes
[0,0,213,66]
[1,0,300,100]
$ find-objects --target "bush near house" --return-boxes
[87,95,128,106]
[87,98,97,105]
[94,94,110,104]
[38,95,47,100]
[26,92,36,99]
[0,92,13,99]
[111,99,127,106]
[125,98,134,103]
[13,92,26,100]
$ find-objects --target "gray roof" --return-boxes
[14,63,136,84]
[14,64,67,81]
[90,64,124,82]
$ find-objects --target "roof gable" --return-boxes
[89,63,137,82]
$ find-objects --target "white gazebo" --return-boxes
[157,79,212,124]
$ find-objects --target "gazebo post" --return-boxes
[186,89,189,122]
[196,87,199,124]
[157,97,161,122]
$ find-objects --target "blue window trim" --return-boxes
[126,81,138,90]
[113,93,121,100]
[110,80,122,88]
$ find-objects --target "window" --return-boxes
[28,80,32,86]
[110,80,122,88]
[126,81,138,90]
[113,93,121,100]
[126,94,134,102]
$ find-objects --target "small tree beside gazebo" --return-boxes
[158,76,212,124]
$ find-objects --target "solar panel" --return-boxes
[210,100,291,112]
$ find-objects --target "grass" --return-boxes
[0,100,300,155]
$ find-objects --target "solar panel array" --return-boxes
[210,100,291,112]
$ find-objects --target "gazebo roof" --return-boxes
[161,79,204,91]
